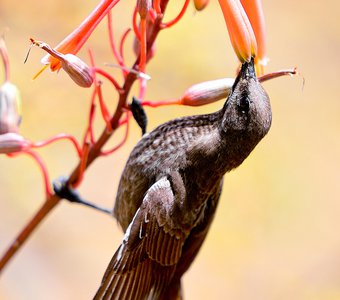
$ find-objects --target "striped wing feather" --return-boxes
[94,177,188,300]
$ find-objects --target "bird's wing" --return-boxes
[94,177,189,300]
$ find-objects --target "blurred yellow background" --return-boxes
[1,0,340,299]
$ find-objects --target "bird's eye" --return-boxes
[238,94,250,114]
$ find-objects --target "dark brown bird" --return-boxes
[94,59,272,300]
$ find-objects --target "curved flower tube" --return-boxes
[241,0,267,74]
[218,0,257,63]
[42,0,121,72]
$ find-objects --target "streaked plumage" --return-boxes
[94,60,272,299]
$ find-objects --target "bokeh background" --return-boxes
[1,0,340,299]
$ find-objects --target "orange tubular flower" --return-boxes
[217,0,257,63]
[42,0,121,71]
[241,0,267,74]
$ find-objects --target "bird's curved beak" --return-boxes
[232,58,256,92]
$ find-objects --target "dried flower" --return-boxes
[0,132,29,154]
[180,78,234,106]
[31,39,94,88]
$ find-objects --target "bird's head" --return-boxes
[221,58,272,142]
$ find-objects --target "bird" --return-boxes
[94,58,272,300]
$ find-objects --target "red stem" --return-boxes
[96,81,113,132]
[92,67,121,91]
[119,28,132,63]
[100,112,130,156]
[153,0,162,14]
[23,150,52,197]
[85,51,98,145]
[107,11,126,74]
[133,6,141,40]
[161,0,190,28]
[72,142,90,188]
[87,90,97,145]
[259,68,298,82]
[139,18,147,72]
[142,98,181,107]
[31,133,82,158]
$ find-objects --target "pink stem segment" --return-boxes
[101,113,130,156]
[92,67,121,91]
[22,150,52,197]
[31,133,82,158]
[107,11,126,74]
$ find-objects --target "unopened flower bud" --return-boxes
[0,132,29,154]
[59,54,94,88]
[32,39,93,88]
[193,0,210,11]
[0,81,22,134]
[180,78,234,106]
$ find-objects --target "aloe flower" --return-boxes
[42,0,121,71]
[218,0,266,74]
[241,0,267,73]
